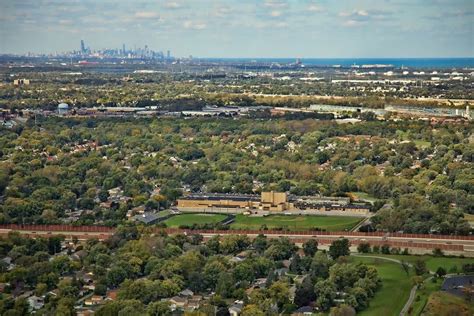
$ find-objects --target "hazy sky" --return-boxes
[0,0,473,57]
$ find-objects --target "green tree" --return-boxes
[303,239,318,257]
[241,304,265,316]
[436,267,447,278]
[414,260,427,276]
[147,301,171,316]
[315,279,336,311]
[328,239,350,259]
[357,243,371,254]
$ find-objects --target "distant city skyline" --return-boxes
[0,0,473,58]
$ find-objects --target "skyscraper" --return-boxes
[80,40,85,54]
[167,50,171,59]
[122,44,126,55]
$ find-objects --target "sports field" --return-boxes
[230,214,362,231]
[163,213,227,227]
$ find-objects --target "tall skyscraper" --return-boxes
[122,44,126,55]
[167,50,171,59]
[80,40,85,54]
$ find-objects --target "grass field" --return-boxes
[397,131,431,148]
[163,213,228,227]
[350,256,413,316]
[230,214,362,231]
[356,254,474,273]
[352,254,474,316]
[349,191,377,204]
[413,139,431,148]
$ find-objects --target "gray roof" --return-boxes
[441,275,474,297]
[132,212,160,224]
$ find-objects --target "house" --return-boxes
[230,256,244,263]
[292,306,313,316]
[246,278,268,295]
[169,296,187,310]
[2,256,14,270]
[132,212,160,225]
[84,295,104,306]
[72,250,87,261]
[106,290,118,301]
[27,296,44,311]
[185,298,201,311]
[76,309,94,316]
[274,268,289,277]
[179,289,194,297]
[108,187,124,200]
[441,275,474,297]
[229,301,244,316]
[47,289,60,297]
[76,271,94,284]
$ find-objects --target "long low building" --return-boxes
[177,191,292,212]
[177,191,370,216]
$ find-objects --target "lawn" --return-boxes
[413,139,431,148]
[230,214,362,231]
[349,191,377,204]
[464,213,474,227]
[163,213,228,227]
[397,130,431,149]
[356,254,474,273]
[350,256,413,316]
[352,254,474,315]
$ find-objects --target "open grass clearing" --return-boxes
[349,191,377,204]
[230,214,363,231]
[163,213,228,227]
[350,256,413,316]
[355,254,474,273]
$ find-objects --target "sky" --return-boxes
[0,0,473,58]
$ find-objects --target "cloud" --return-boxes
[58,19,73,25]
[343,20,365,27]
[270,10,283,17]
[134,11,160,19]
[339,10,369,19]
[163,2,182,9]
[183,20,206,30]
[213,6,232,18]
[263,0,288,9]
[339,9,392,26]
[307,5,323,12]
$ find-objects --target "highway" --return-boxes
[0,224,473,256]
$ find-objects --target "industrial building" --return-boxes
[13,79,30,86]
[177,191,293,212]
[177,191,370,216]
[57,103,69,115]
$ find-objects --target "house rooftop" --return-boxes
[132,212,160,224]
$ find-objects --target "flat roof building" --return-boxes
[177,191,370,216]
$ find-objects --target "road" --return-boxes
[0,224,473,256]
